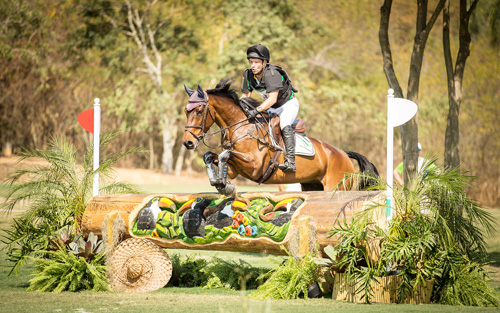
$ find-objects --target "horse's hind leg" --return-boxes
[322,159,355,191]
[301,181,324,191]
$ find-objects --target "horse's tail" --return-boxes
[345,151,380,190]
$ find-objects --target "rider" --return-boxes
[241,44,299,173]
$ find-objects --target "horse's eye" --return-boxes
[196,108,203,116]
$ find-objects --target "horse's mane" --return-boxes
[207,79,261,109]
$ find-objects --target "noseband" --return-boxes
[185,95,255,149]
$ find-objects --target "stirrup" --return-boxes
[278,161,296,173]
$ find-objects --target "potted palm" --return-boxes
[324,159,500,306]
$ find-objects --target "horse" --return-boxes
[182,79,379,195]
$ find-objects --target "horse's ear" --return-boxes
[197,85,205,98]
[184,84,195,97]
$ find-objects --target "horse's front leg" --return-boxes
[215,150,236,195]
[203,150,236,196]
[216,150,231,186]
[203,152,219,187]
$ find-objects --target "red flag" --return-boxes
[78,109,94,133]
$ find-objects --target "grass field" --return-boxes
[1,193,500,312]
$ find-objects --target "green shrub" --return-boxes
[1,133,140,274]
[167,254,210,287]
[167,253,270,290]
[202,257,269,290]
[27,250,109,292]
[27,231,109,292]
[438,264,500,307]
[326,161,500,306]
[249,250,321,300]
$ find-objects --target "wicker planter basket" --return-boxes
[331,273,434,304]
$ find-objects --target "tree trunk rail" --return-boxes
[82,191,385,258]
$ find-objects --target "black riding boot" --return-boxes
[278,125,296,173]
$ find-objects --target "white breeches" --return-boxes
[267,97,300,130]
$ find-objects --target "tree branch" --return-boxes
[424,0,446,35]
[443,0,454,91]
[467,0,480,19]
[379,0,403,97]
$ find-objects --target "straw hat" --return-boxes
[108,237,172,292]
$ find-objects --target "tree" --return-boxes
[97,0,205,174]
[379,0,445,185]
[443,0,479,169]
[100,0,174,173]
[0,0,88,149]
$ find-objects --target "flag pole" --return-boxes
[93,98,101,197]
[385,89,418,226]
[386,89,394,224]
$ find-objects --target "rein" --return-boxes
[184,94,283,184]
[184,99,254,150]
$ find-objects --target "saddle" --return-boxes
[269,114,307,143]
[239,98,309,183]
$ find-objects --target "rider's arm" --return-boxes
[393,167,404,185]
[256,91,278,112]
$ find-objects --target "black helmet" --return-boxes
[246,44,270,62]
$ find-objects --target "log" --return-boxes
[82,191,385,258]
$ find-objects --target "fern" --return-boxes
[249,249,320,300]
[438,265,500,307]
[201,257,269,290]
[27,250,109,293]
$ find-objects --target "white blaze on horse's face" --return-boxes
[248,58,265,74]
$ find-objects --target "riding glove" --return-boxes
[246,108,258,120]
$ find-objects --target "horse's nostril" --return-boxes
[183,140,194,149]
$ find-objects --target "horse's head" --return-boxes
[182,84,215,150]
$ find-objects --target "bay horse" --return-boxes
[182,79,379,195]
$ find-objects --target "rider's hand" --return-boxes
[246,108,258,120]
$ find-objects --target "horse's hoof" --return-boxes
[216,181,235,196]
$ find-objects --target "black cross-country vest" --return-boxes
[244,65,298,108]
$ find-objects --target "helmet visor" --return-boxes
[247,52,265,60]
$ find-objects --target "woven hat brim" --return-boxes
[109,238,172,292]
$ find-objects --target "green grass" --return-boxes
[484,207,500,290]
[1,190,500,312]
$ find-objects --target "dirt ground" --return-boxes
[0,156,210,186]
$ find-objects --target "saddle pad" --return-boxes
[295,135,315,156]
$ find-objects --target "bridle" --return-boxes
[184,95,255,150]
[184,96,215,145]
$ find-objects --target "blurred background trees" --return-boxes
[0,0,498,207]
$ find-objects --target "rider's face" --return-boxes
[248,58,266,74]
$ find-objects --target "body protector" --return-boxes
[242,64,298,108]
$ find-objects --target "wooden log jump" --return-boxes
[82,191,385,258]
[82,190,386,292]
